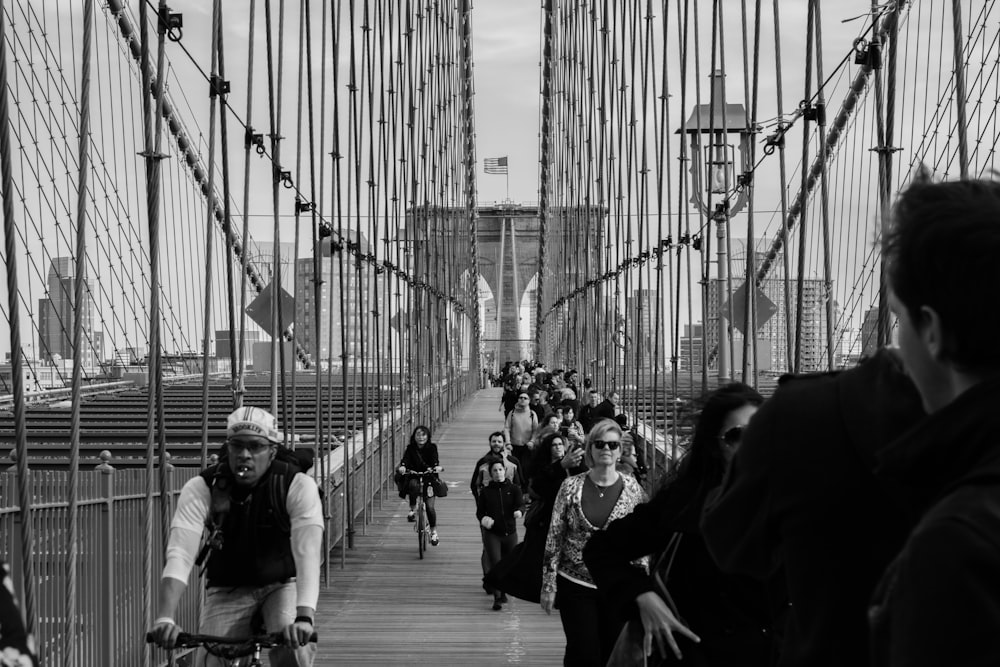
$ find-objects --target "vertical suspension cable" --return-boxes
[877,0,901,347]
[794,0,816,373]
[199,0,222,462]
[951,0,971,178]
[740,0,761,385]
[138,0,171,658]
[812,0,836,370]
[65,0,94,660]
[536,0,554,362]
[236,0,258,410]
[290,2,306,443]
[214,2,239,410]
[0,0,37,640]
[459,0,481,384]
[263,0,282,418]
[771,0,793,372]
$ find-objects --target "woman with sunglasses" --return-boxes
[541,418,648,667]
[584,383,781,666]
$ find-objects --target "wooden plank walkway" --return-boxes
[313,388,566,665]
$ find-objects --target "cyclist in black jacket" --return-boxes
[397,425,443,546]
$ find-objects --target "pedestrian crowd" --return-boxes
[134,174,1000,666]
[476,175,1000,667]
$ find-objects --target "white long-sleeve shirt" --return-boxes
[162,471,324,610]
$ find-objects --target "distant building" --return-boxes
[677,323,705,372]
[215,329,262,367]
[706,242,840,374]
[858,306,880,358]
[37,257,103,369]
[294,235,384,369]
[624,288,658,372]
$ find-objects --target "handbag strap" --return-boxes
[651,532,684,604]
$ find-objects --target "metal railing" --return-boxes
[0,465,200,666]
[0,372,475,667]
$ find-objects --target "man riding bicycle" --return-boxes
[148,406,324,666]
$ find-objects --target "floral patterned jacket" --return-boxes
[542,472,648,592]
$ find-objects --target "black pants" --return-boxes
[556,576,623,667]
[482,530,517,586]
[406,479,437,528]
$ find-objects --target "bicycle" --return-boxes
[401,468,442,559]
[146,630,318,667]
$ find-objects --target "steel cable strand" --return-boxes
[106,0,315,367]
[537,0,555,360]
[213,0,240,411]
[198,0,222,464]
[136,0,166,653]
[331,0,350,560]
[261,0,283,419]
[105,3,284,357]
[14,8,207,354]
[751,4,905,309]
[65,0,95,660]
[811,0,837,371]
[951,0,971,178]
[289,2,307,443]
[236,0,258,407]
[0,0,38,638]
[300,0,325,499]
[0,46,170,366]
[740,0,762,383]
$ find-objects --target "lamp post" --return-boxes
[680,70,751,383]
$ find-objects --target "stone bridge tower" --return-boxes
[401,204,605,370]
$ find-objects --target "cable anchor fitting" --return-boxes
[801,102,826,125]
[209,76,230,98]
[245,128,265,155]
[158,8,183,42]
[275,167,293,189]
[853,36,882,70]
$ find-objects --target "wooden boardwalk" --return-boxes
[313,388,566,665]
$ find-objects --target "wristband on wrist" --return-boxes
[294,615,314,625]
[153,616,175,626]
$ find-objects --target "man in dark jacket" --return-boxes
[700,350,924,666]
[866,176,1000,665]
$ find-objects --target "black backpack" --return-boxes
[195,445,317,572]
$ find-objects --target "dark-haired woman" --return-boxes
[584,383,781,666]
[397,425,443,546]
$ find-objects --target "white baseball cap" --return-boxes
[226,406,281,443]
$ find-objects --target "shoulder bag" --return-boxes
[606,533,687,667]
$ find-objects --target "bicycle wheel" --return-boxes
[417,501,426,559]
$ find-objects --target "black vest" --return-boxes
[199,459,298,588]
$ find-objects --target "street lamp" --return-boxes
[679,69,751,383]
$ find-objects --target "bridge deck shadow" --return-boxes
[314,388,565,665]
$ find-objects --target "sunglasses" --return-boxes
[719,426,745,447]
[226,440,272,454]
[591,439,621,451]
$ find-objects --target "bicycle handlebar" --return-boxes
[400,468,443,475]
[146,630,319,649]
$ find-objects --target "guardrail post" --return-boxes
[98,462,114,665]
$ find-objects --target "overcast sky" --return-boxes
[1,0,962,362]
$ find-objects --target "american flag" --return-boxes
[483,156,508,175]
